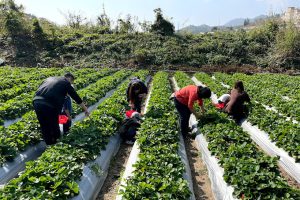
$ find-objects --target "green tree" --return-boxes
[117,15,134,34]
[150,8,174,36]
[96,4,111,33]
[244,18,250,26]
[32,18,46,48]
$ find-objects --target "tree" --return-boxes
[32,18,46,49]
[96,4,111,33]
[117,15,134,34]
[62,11,86,29]
[0,0,25,38]
[139,20,152,33]
[150,8,174,36]
[244,18,250,26]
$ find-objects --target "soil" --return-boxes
[96,143,133,200]
[278,165,300,190]
[184,137,214,200]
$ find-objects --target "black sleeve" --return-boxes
[244,92,251,103]
[66,83,83,104]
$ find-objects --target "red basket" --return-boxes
[59,115,69,124]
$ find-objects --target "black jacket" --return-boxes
[34,77,83,110]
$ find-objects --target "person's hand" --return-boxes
[195,113,202,119]
[129,103,134,109]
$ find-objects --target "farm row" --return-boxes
[0,67,299,199]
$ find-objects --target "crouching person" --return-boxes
[119,110,142,145]
[33,72,89,145]
[224,81,251,123]
[214,93,230,110]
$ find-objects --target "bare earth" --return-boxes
[278,165,300,190]
[96,143,133,200]
[184,137,214,200]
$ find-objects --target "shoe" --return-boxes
[125,140,135,145]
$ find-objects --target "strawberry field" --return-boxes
[0,67,299,200]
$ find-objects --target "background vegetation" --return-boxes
[0,0,300,70]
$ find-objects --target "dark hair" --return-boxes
[64,72,75,80]
[129,82,142,102]
[234,81,244,92]
[198,86,211,99]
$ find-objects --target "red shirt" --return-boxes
[175,85,203,110]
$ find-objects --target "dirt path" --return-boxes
[97,143,132,200]
[184,137,214,200]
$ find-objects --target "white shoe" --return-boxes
[125,140,135,145]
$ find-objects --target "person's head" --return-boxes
[131,82,142,94]
[64,72,75,84]
[234,81,244,92]
[197,86,211,99]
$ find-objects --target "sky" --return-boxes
[14,0,300,28]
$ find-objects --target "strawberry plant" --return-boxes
[191,72,300,199]
[121,72,191,199]
[0,69,129,166]
[0,70,149,199]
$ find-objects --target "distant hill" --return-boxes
[224,15,268,27]
[178,24,212,33]
[179,14,269,34]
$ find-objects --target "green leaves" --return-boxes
[180,72,300,199]
[0,70,149,199]
[122,72,191,199]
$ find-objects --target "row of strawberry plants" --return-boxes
[0,67,73,91]
[211,73,300,161]
[0,70,129,166]
[0,66,37,79]
[199,109,300,199]
[194,72,228,96]
[214,73,300,101]
[0,68,112,123]
[180,72,300,199]
[72,69,129,115]
[0,67,75,123]
[0,70,149,199]
[0,68,101,103]
[120,72,191,199]
[214,72,300,121]
[247,102,300,161]
[173,71,194,88]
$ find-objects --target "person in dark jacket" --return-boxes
[126,77,148,113]
[33,72,89,145]
[172,85,211,136]
[224,81,251,122]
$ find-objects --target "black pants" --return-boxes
[33,101,60,145]
[174,98,191,136]
[61,111,72,134]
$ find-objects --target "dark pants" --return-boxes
[174,98,191,136]
[33,101,60,145]
[61,111,72,134]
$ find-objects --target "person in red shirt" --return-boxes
[173,85,211,136]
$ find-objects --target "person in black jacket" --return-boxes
[126,77,148,113]
[33,72,89,145]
